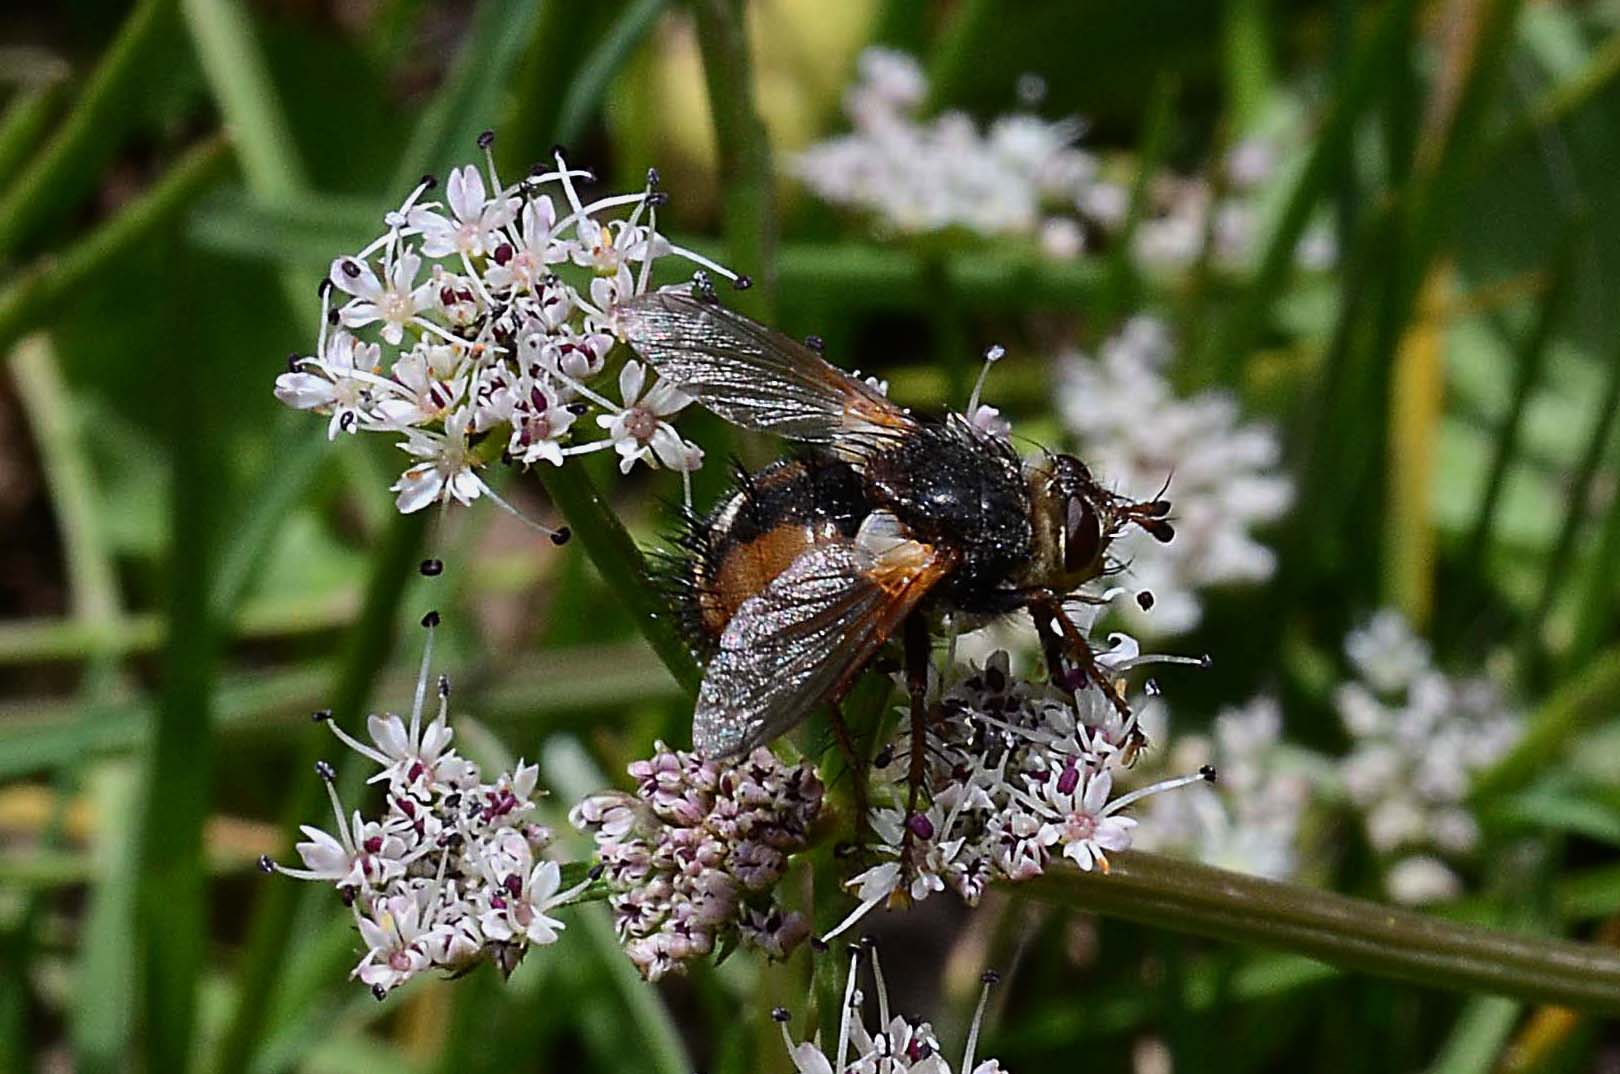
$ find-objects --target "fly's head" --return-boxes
[1022,453,1174,591]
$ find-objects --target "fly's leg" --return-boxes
[1028,593,1144,756]
[826,701,871,849]
[898,614,932,881]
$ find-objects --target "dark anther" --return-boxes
[691,270,717,302]
[493,242,514,265]
[549,527,572,546]
[905,812,935,841]
[438,674,451,698]
[646,167,661,188]
[810,937,829,952]
[647,191,670,206]
[421,609,442,628]
[286,352,301,372]
[420,173,437,189]
[326,309,340,326]
[419,558,444,577]
[317,278,333,298]
[873,744,895,769]
[372,984,388,1002]
[341,259,361,278]
[587,863,605,881]
[804,335,824,351]
[257,854,275,874]
[1199,764,1218,783]
[733,274,753,291]
[1136,590,1155,611]
[1056,764,1080,795]
[477,129,495,149]
[1199,653,1214,669]
[980,969,1001,985]
[1140,518,1175,543]
[859,934,878,950]
[312,708,333,722]
[1144,678,1161,697]
[771,1007,791,1023]
[550,143,569,161]
[314,760,337,782]
[566,402,589,415]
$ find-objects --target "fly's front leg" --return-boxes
[1027,592,1133,723]
[899,613,932,873]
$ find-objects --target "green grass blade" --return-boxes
[70,762,142,1074]
[390,0,546,189]
[690,0,779,317]
[0,0,183,261]
[1222,0,1275,133]
[1426,996,1521,1074]
[0,77,66,197]
[209,512,425,1074]
[554,0,671,147]
[1473,643,1620,801]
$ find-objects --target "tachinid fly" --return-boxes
[619,289,1174,766]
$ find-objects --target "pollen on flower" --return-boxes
[264,611,586,996]
[272,137,725,520]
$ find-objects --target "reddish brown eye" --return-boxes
[1064,496,1102,574]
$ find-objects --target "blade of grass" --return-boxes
[1461,224,1579,580]
[1106,72,1179,325]
[1222,0,1275,134]
[690,0,779,318]
[1023,851,1620,1013]
[1427,996,1522,1074]
[137,254,231,1073]
[0,138,232,357]
[925,0,995,111]
[209,511,426,1074]
[1199,0,1419,379]
[0,76,66,197]
[1472,642,1620,801]
[390,0,546,190]
[179,0,307,199]
[555,0,672,148]
[0,0,183,261]
[1567,448,1620,672]
[70,762,142,1074]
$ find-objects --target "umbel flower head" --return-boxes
[274,135,742,517]
[827,607,1212,941]
[776,941,1008,1074]
[1058,317,1292,635]
[793,47,1096,256]
[1333,610,1522,904]
[571,741,824,981]
[262,611,588,996]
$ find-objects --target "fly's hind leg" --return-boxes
[826,700,871,849]
[898,613,932,870]
[1028,592,1144,756]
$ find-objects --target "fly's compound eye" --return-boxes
[1063,495,1103,574]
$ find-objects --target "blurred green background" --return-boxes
[4,0,1620,1071]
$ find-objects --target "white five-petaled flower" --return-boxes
[274,330,390,439]
[1029,766,1135,872]
[391,409,486,513]
[330,252,434,346]
[353,894,439,993]
[477,837,569,948]
[598,360,698,473]
[408,164,518,258]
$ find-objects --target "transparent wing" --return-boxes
[618,290,915,446]
[692,532,952,758]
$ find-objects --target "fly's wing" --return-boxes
[617,291,915,452]
[692,523,954,758]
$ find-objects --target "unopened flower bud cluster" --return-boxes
[1059,316,1292,635]
[266,624,583,997]
[1334,610,1522,904]
[274,141,738,516]
[571,741,823,981]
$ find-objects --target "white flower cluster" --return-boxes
[1084,135,1337,272]
[1334,610,1522,904]
[792,48,1096,256]
[570,741,824,981]
[274,139,738,516]
[832,638,1210,937]
[1059,317,1293,635]
[1131,696,1313,881]
[777,944,1007,1074]
[263,616,584,996]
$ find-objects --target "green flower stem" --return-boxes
[554,0,672,148]
[209,511,426,1074]
[1023,851,1620,1014]
[534,464,702,696]
[690,0,779,318]
[0,78,66,198]
[0,138,231,357]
